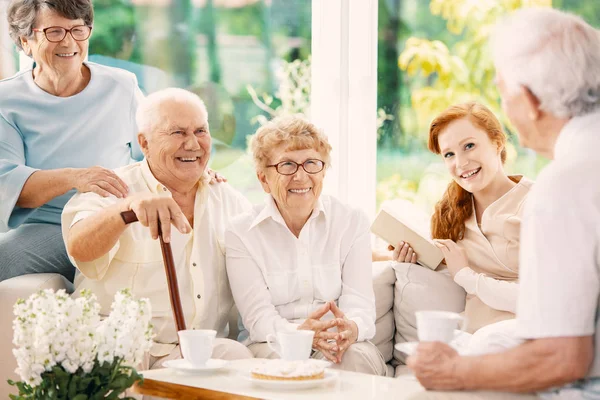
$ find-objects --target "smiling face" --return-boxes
[438,118,504,195]
[139,99,211,190]
[258,146,326,215]
[21,8,89,78]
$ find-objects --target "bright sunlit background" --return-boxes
[1,0,598,216]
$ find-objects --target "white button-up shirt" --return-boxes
[225,195,376,344]
[516,110,600,379]
[62,160,251,356]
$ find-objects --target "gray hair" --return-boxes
[136,88,209,136]
[7,0,94,52]
[491,7,600,118]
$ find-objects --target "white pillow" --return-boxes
[393,262,466,364]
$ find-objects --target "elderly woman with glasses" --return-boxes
[0,0,144,281]
[225,115,387,376]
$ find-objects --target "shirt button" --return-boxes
[197,294,201,299]
[192,262,197,267]
[162,187,167,192]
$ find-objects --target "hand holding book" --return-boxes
[370,201,444,270]
[388,241,418,264]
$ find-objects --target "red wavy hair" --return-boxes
[428,102,507,242]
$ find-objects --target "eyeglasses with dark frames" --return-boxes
[266,159,325,176]
[32,25,92,43]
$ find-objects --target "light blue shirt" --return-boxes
[0,62,143,232]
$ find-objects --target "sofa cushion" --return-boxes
[372,261,396,320]
[373,309,394,363]
[393,262,466,364]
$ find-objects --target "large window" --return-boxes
[376,0,600,215]
[0,0,18,80]
[89,0,311,203]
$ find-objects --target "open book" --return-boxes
[371,201,444,270]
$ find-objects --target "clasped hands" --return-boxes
[297,301,358,364]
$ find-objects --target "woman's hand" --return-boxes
[389,241,418,264]
[73,166,129,198]
[433,239,468,277]
[298,302,339,363]
[329,302,358,363]
[207,168,227,184]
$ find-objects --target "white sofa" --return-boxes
[0,273,73,397]
[371,260,466,376]
[0,261,466,396]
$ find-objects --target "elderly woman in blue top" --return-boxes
[0,0,142,281]
[225,115,387,376]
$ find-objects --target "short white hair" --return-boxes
[491,7,600,118]
[136,88,208,134]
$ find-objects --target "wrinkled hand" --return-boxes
[298,302,339,363]
[329,302,358,363]
[73,166,129,198]
[207,168,227,184]
[433,239,468,277]
[124,194,191,242]
[407,342,465,390]
[388,241,418,264]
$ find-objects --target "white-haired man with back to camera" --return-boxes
[61,88,254,369]
[407,8,600,400]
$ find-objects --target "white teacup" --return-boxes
[178,329,216,367]
[416,311,463,343]
[266,330,315,361]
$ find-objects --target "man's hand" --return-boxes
[330,302,358,363]
[434,239,468,277]
[124,194,191,242]
[298,302,340,363]
[407,342,465,390]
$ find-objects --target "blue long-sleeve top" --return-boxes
[0,62,143,232]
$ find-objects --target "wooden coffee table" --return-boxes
[132,358,425,399]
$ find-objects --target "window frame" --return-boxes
[14,1,380,216]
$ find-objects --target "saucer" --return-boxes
[243,370,338,390]
[395,342,464,356]
[163,358,229,373]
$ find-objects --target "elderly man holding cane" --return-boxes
[408,8,600,400]
[62,88,253,369]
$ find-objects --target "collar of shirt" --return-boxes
[554,110,600,161]
[140,158,211,195]
[248,194,326,231]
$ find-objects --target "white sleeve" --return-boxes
[516,170,599,339]
[338,211,376,342]
[225,228,300,343]
[454,268,519,313]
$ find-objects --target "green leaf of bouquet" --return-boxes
[72,394,88,400]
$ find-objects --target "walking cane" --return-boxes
[120,211,187,347]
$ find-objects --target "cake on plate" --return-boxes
[250,360,325,381]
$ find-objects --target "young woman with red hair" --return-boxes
[391,102,533,335]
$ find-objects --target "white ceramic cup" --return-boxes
[178,329,216,367]
[266,330,315,361]
[416,311,463,343]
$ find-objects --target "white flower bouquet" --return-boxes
[8,288,154,400]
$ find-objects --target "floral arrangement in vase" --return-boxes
[9,288,154,400]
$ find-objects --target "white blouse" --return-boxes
[225,195,376,344]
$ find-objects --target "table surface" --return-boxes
[133,359,425,400]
